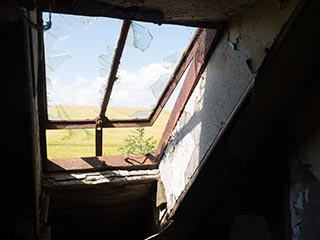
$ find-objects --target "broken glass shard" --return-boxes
[46,77,53,91]
[43,13,69,48]
[98,44,116,77]
[60,14,97,31]
[44,32,61,49]
[45,49,71,75]
[131,22,153,51]
[99,67,109,78]
[98,54,111,77]
[106,22,194,120]
[151,73,171,99]
[105,44,115,55]
[129,110,152,119]
[163,50,183,69]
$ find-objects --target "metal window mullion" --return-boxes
[156,28,220,158]
[99,20,131,118]
[96,119,103,156]
[148,28,203,125]
[96,20,131,156]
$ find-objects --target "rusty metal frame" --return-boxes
[43,16,222,164]
[156,28,223,158]
[96,20,131,155]
[45,27,205,129]
[99,20,131,118]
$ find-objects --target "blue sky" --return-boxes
[44,13,195,109]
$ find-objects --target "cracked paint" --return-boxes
[159,0,299,214]
[290,182,309,240]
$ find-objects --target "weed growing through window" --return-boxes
[119,127,156,155]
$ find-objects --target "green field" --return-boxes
[46,105,171,159]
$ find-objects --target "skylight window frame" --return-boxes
[44,24,206,129]
[39,11,222,171]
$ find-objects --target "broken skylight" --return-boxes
[43,12,195,121]
[107,21,194,120]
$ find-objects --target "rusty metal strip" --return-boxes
[99,20,131,118]
[156,28,221,158]
[95,119,103,156]
[46,118,152,129]
[102,120,153,128]
[148,28,203,125]
[46,120,96,129]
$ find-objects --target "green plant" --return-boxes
[118,127,157,155]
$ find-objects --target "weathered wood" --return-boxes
[47,154,159,172]
[43,169,159,187]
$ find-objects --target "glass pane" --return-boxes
[43,12,122,120]
[46,129,95,158]
[106,21,195,120]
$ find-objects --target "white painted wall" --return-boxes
[159,0,299,213]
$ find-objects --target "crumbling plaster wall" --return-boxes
[286,82,320,240]
[159,0,299,213]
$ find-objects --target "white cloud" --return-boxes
[48,75,105,106]
[111,63,171,107]
[47,62,173,108]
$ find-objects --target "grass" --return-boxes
[46,105,171,159]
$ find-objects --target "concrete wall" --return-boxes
[159,0,299,213]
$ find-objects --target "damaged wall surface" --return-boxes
[159,0,299,213]
[154,0,320,239]
[286,80,320,240]
[42,169,159,239]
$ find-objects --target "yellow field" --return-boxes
[46,105,171,158]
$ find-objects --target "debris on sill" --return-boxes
[43,169,160,186]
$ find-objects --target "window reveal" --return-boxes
[41,12,220,171]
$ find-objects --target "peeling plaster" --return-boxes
[159,0,299,214]
[288,78,320,239]
[289,155,319,240]
[160,131,198,210]
[290,181,308,240]
[228,0,298,72]
[43,169,159,186]
[299,133,320,182]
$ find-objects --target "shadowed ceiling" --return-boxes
[30,0,262,27]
